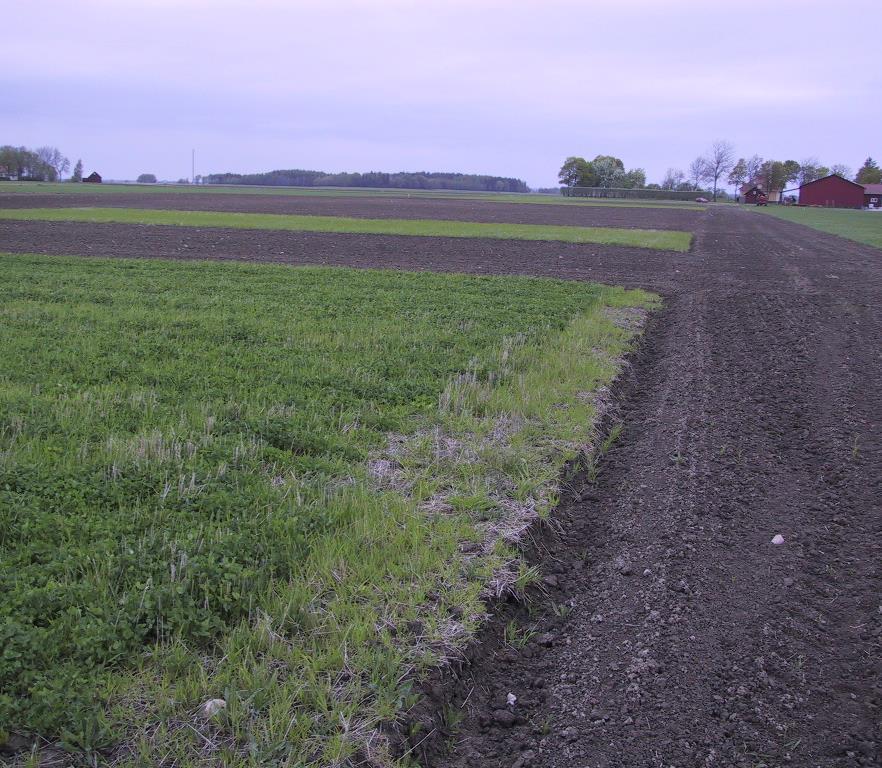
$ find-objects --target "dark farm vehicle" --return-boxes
[755,192,769,206]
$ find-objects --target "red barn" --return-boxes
[741,185,768,204]
[863,183,882,209]
[798,174,865,208]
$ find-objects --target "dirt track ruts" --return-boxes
[0,191,702,230]
[1,207,880,766]
[421,208,882,768]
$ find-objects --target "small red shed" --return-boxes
[83,171,102,184]
[798,174,864,208]
[863,183,882,209]
[742,185,768,204]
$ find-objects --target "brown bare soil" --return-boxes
[0,219,694,289]
[0,191,702,230]
[418,210,882,768]
[1,206,880,766]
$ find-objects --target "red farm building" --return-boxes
[863,184,882,209]
[83,171,102,184]
[798,174,865,208]
[741,185,768,205]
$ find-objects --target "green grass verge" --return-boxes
[0,206,692,250]
[0,181,706,210]
[0,252,656,765]
[753,205,882,250]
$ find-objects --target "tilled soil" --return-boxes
[1,207,880,766]
[422,210,882,768]
[0,219,694,290]
[0,191,702,230]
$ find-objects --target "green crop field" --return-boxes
[753,206,882,250]
[0,207,693,250]
[0,181,706,210]
[0,252,655,765]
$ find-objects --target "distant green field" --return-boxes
[0,180,706,210]
[753,206,882,250]
[0,252,655,765]
[0,206,693,250]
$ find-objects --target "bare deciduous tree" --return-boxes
[688,157,707,190]
[746,155,764,184]
[798,157,828,185]
[727,158,748,194]
[700,140,735,201]
[661,168,685,190]
[35,146,70,180]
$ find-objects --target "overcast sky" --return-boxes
[2,0,879,188]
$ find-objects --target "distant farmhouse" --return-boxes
[743,174,882,209]
[741,180,785,204]
[797,174,881,209]
[741,184,769,205]
[83,171,102,184]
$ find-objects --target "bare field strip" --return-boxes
[0,181,707,210]
[0,207,693,250]
[0,220,697,290]
[0,191,705,230]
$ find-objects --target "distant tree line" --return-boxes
[558,145,880,202]
[0,145,76,181]
[204,168,529,193]
[688,144,878,201]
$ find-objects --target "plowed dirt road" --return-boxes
[425,208,882,768]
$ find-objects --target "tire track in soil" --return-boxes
[418,208,882,768]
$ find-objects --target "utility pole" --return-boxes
[191,148,195,184]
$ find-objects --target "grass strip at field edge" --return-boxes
[0,206,693,251]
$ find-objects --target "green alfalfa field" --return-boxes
[0,252,655,766]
